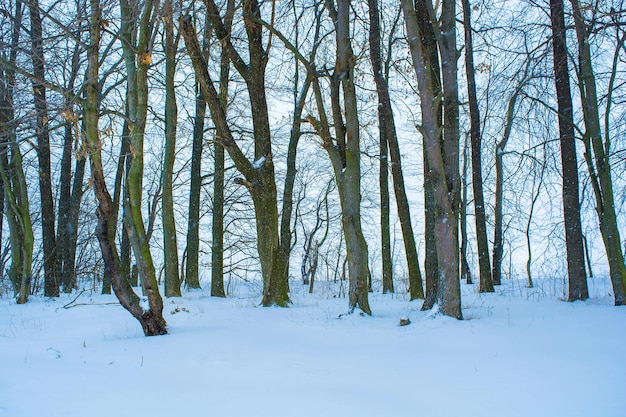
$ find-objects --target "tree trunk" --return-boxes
[58,30,84,293]
[185,86,204,290]
[162,0,181,297]
[403,0,461,319]
[460,132,472,285]
[319,0,371,315]
[570,0,625,305]
[0,0,33,304]
[492,59,529,286]
[185,12,212,291]
[85,0,166,336]
[462,0,492,293]
[549,0,588,301]
[211,0,234,298]
[119,0,166,321]
[29,0,60,297]
[181,2,289,306]
[368,0,393,295]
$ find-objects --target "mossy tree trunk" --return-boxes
[85,0,166,336]
[570,0,625,305]
[0,0,33,305]
[181,0,290,307]
[118,0,166,322]
[299,0,371,315]
[162,0,181,297]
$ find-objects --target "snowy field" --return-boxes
[1,276,624,417]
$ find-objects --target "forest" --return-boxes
[0,0,625,335]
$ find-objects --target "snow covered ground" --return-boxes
[1,276,624,417]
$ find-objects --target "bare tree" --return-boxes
[462,0,492,293]
[403,0,462,318]
[181,0,290,307]
[84,0,167,335]
[570,0,625,305]
[162,0,181,297]
[549,0,588,301]
[368,0,424,297]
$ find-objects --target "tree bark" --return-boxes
[0,0,33,304]
[549,0,588,301]
[57,23,87,294]
[319,0,371,314]
[462,0,493,293]
[181,2,289,306]
[211,0,234,298]
[460,132,472,285]
[186,12,212,291]
[403,0,462,319]
[162,0,181,297]
[570,0,625,305]
[29,0,60,297]
[368,0,392,294]
[119,0,167,321]
[85,0,166,336]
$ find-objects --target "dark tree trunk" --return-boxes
[211,1,234,298]
[186,86,204,290]
[324,0,371,314]
[460,133,472,285]
[368,0,394,295]
[549,0,588,301]
[185,12,211,291]
[58,33,83,293]
[462,0,493,293]
[30,0,60,297]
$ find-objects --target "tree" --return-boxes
[492,58,531,287]
[570,0,626,305]
[305,0,372,314]
[211,0,234,298]
[462,0,493,293]
[119,0,167,317]
[162,0,181,297]
[278,0,319,303]
[58,4,87,293]
[0,0,34,304]
[368,0,424,297]
[84,0,167,335]
[185,10,211,291]
[29,0,61,297]
[403,0,462,319]
[181,0,290,307]
[549,0,588,301]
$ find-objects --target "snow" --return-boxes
[253,155,266,169]
[1,277,624,417]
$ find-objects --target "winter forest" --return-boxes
[1,0,625,415]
